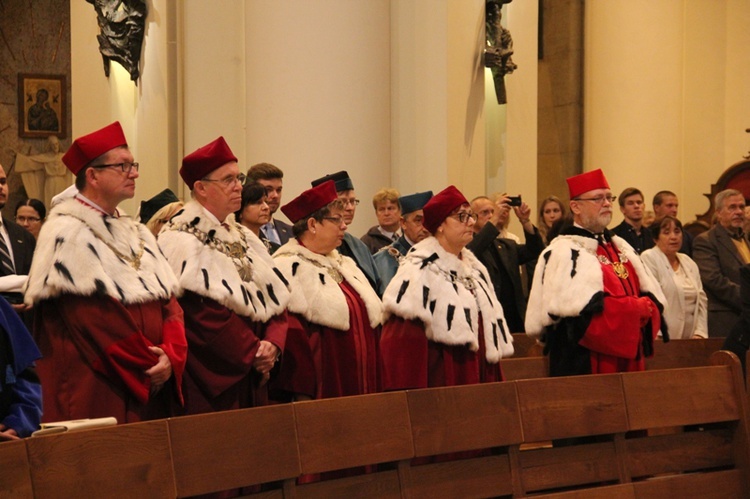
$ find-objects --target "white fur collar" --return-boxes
[525,233,666,338]
[273,238,382,330]
[382,236,513,363]
[158,201,289,320]
[24,198,178,305]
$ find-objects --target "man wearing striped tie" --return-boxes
[0,163,36,310]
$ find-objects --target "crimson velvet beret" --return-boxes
[62,121,128,175]
[423,185,469,234]
[281,180,338,223]
[180,137,238,190]
[567,169,610,199]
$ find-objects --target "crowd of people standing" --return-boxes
[1,121,748,448]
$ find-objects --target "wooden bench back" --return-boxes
[25,420,175,499]
[511,333,543,357]
[168,404,299,498]
[511,350,750,497]
[289,391,413,498]
[0,439,32,499]
[645,337,725,370]
[3,349,749,498]
[399,382,522,498]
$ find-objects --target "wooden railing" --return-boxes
[2,350,748,498]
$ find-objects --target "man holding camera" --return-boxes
[468,194,543,332]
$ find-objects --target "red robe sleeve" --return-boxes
[55,294,178,405]
[379,316,429,391]
[578,295,647,359]
[180,292,286,399]
[157,295,188,404]
[262,310,289,354]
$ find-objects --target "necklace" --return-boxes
[275,251,344,283]
[572,237,631,280]
[597,252,630,279]
[168,221,254,282]
[64,214,145,270]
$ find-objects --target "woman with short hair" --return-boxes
[379,185,513,390]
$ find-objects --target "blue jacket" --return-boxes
[0,296,42,437]
[339,232,380,292]
[373,236,412,296]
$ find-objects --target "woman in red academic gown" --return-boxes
[379,186,514,390]
[271,180,382,401]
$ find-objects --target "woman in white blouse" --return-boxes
[640,216,708,339]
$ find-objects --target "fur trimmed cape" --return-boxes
[525,233,667,339]
[382,236,513,363]
[273,238,383,331]
[158,201,289,321]
[24,197,178,306]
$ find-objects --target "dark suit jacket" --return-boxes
[273,218,293,245]
[693,224,748,337]
[2,217,35,276]
[467,223,544,332]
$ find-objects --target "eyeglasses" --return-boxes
[450,212,477,224]
[15,216,41,223]
[322,216,345,226]
[574,195,616,205]
[92,162,140,174]
[201,173,247,188]
[341,198,360,207]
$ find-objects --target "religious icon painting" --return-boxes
[18,73,67,139]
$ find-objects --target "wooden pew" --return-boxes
[399,382,523,498]
[510,351,750,497]
[511,333,544,357]
[168,404,300,498]
[501,337,723,383]
[500,356,548,381]
[0,439,33,499]
[25,420,175,498]
[646,337,725,370]
[286,391,414,498]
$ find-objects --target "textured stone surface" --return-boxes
[0,0,72,219]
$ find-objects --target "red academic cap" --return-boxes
[281,180,338,223]
[567,169,610,199]
[62,121,128,175]
[180,136,238,190]
[423,185,469,234]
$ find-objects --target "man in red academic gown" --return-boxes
[24,122,187,423]
[158,137,290,414]
[525,169,667,375]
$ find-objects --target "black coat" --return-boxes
[467,223,543,332]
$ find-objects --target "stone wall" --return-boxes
[0,0,71,220]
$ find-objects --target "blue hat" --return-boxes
[399,191,433,215]
[311,170,354,192]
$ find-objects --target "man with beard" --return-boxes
[525,169,666,376]
[612,187,654,254]
[373,190,432,295]
[247,163,293,245]
[693,189,750,337]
